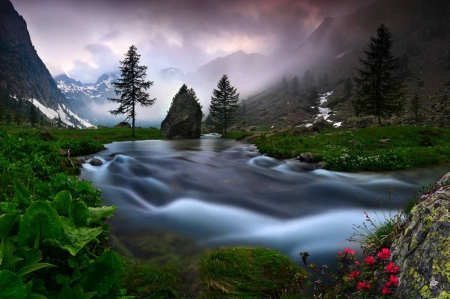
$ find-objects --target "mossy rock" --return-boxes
[198,246,307,299]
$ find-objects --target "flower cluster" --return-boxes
[335,247,400,298]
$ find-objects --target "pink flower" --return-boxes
[356,281,371,290]
[365,256,376,265]
[385,262,399,274]
[344,248,356,255]
[355,261,360,266]
[338,252,342,257]
[348,271,360,279]
[377,248,391,260]
[382,286,392,295]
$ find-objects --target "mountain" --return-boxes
[158,67,185,82]
[236,0,450,129]
[0,0,92,128]
[186,50,274,98]
[55,73,119,125]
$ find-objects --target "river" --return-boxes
[79,137,448,266]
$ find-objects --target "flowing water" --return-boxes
[80,137,449,265]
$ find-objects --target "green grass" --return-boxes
[251,126,450,171]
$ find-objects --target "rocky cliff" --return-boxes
[0,0,89,128]
[161,94,202,139]
[392,172,450,298]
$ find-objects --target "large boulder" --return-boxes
[161,94,202,139]
[391,173,450,298]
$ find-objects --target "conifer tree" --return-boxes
[170,84,203,114]
[29,105,37,126]
[291,75,299,95]
[410,93,421,123]
[353,24,405,125]
[208,75,239,134]
[108,45,156,137]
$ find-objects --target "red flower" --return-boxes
[338,252,342,257]
[382,286,392,295]
[348,271,360,279]
[356,281,371,290]
[385,262,399,274]
[385,275,399,286]
[365,256,376,265]
[344,247,356,255]
[355,261,360,266]
[377,248,391,260]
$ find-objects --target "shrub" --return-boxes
[198,246,307,299]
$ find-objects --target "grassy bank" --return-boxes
[251,126,450,172]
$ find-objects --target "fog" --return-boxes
[10,0,375,124]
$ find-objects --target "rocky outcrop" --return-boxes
[391,173,450,298]
[113,122,131,129]
[160,94,202,139]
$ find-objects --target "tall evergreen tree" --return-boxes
[353,24,405,125]
[29,105,37,126]
[291,75,299,95]
[108,45,156,137]
[170,84,203,114]
[344,77,354,99]
[209,75,239,134]
[410,93,421,123]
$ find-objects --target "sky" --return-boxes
[11,0,374,83]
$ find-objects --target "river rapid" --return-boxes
[80,137,448,265]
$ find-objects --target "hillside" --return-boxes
[235,0,450,129]
[0,0,91,128]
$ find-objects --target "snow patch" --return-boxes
[335,50,353,59]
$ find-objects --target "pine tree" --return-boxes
[344,77,354,99]
[170,84,203,114]
[302,69,315,89]
[306,86,319,106]
[108,45,156,137]
[208,75,239,134]
[29,105,37,126]
[353,24,405,125]
[410,93,421,123]
[291,75,299,95]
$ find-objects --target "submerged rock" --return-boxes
[161,94,202,139]
[391,173,450,298]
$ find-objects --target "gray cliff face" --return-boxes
[391,173,450,298]
[160,94,202,139]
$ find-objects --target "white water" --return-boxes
[80,138,447,264]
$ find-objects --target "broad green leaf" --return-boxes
[48,218,102,256]
[16,262,56,277]
[0,213,19,238]
[80,260,115,297]
[69,200,90,228]
[57,283,73,299]
[52,190,72,216]
[96,250,124,278]
[0,270,27,298]
[27,294,47,299]
[78,292,98,299]
[13,181,31,207]
[1,237,14,258]
[0,257,23,270]
[18,201,65,249]
[87,206,116,225]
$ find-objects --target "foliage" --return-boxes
[121,263,182,299]
[306,248,400,298]
[251,126,450,172]
[209,75,240,135]
[58,137,105,156]
[353,24,405,125]
[108,45,156,137]
[198,246,307,299]
[348,193,405,256]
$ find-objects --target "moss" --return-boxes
[410,235,419,251]
[421,285,432,297]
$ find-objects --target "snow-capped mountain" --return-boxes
[55,73,119,124]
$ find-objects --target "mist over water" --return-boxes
[80,138,447,265]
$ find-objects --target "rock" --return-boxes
[161,94,202,139]
[379,139,391,144]
[297,152,313,163]
[391,173,450,298]
[89,158,103,166]
[113,122,131,129]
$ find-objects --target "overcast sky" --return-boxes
[11,0,374,83]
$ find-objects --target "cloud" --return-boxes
[11,0,374,83]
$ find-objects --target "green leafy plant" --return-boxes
[198,246,307,299]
